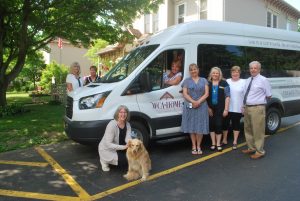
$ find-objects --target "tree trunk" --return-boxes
[0,81,8,107]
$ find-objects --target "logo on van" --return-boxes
[160,92,174,100]
[151,92,183,112]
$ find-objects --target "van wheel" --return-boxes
[130,121,150,148]
[266,107,281,135]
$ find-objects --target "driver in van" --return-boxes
[163,60,182,86]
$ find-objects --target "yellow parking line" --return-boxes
[0,160,48,167]
[277,121,300,133]
[1,121,298,201]
[91,121,300,200]
[35,147,91,200]
[0,189,80,201]
[91,142,247,200]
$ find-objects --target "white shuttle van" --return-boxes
[64,20,300,147]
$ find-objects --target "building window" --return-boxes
[200,0,207,19]
[153,13,159,32]
[267,11,278,28]
[144,14,151,33]
[177,4,185,24]
[273,15,277,28]
[286,20,291,31]
[267,12,272,27]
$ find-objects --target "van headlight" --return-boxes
[79,91,111,110]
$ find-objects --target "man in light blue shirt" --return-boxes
[242,61,272,159]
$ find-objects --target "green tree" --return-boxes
[19,51,46,90]
[39,62,68,92]
[0,0,162,106]
[85,39,109,64]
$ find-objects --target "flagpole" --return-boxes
[58,38,63,83]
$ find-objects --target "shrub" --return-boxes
[0,103,29,118]
[48,100,62,105]
[39,62,68,92]
[29,91,50,97]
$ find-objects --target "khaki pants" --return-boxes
[243,105,266,155]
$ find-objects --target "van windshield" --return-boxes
[101,45,159,83]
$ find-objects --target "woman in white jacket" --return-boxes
[98,105,132,172]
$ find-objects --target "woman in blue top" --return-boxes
[181,63,209,155]
[207,67,230,152]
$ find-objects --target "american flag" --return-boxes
[58,38,63,49]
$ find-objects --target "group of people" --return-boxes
[66,62,101,94]
[182,61,271,161]
[69,59,271,172]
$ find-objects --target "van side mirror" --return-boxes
[140,71,152,92]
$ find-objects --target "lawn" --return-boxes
[0,92,67,152]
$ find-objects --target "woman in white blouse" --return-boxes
[66,62,83,94]
[223,66,245,150]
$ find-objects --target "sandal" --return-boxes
[210,145,216,151]
[232,144,237,150]
[197,149,203,155]
[217,146,223,152]
[192,149,198,155]
[221,142,228,146]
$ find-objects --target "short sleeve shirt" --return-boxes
[66,74,83,94]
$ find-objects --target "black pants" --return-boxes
[224,112,243,131]
[117,151,128,168]
[209,105,227,134]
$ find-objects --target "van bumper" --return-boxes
[64,116,110,144]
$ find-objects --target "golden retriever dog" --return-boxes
[124,139,151,181]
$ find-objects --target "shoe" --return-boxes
[210,145,216,151]
[232,144,237,150]
[217,146,222,152]
[242,149,255,154]
[221,142,228,146]
[192,149,198,155]
[250,153,264,159]
[102,166,110,172]
[197,149,203,155]
[100,160,110,172]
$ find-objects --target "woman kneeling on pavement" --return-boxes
[98,105,132,172]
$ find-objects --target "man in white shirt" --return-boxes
[242,61,272,159]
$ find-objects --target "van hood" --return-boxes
[69,83,118,101]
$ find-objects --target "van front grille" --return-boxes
[66,96,73,119]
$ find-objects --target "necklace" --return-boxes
[212,85,218,94]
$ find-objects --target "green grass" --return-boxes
[0,93,67,152]
[6,92,51,104]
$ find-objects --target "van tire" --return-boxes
[266,107,281,135]
[130,121,150,148]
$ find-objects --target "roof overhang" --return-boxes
[266,0,300,19]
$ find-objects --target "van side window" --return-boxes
[126,49,185,95]
[197,44,300,79]
[197,44,246,78]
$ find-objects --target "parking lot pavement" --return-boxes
[97,123,300,201]
[1,115,300,201]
